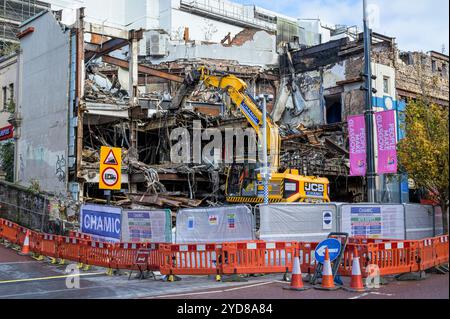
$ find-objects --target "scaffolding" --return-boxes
[0,0,49,54]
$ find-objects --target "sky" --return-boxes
[235,0,449,53]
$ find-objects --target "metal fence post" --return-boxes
[41,197,47,232]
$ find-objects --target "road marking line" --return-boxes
[223,281,275,292]
[370,292,394,296]
[149,281,278,299]
[348,293,370,299]
[348,291,394,299]
[0,272,104,284]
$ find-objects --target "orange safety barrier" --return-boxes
[0,219,18,243]
[160,243,223,276]
[147,243,163,271]
[434,235,449,266]
[366,240,420,275]
[40,234,60,259]
[221,241,298,275]
[58,237,87,263]
[84,241,114,269]
[298,242,318,275]
[0,217,448,277]
[28,230,42,254]
[338,244,370,277]
[109,242,150,270]
[68,231,91,241]
[0,219,4,238]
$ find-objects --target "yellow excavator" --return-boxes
[185,67,330,204]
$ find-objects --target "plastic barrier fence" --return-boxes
[221,241,297,275]
[0,218,448,279]
[159,243,223,276]
[366,240,420,275]
[40,234,59,259]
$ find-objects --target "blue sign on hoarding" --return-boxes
[81,204,122,241]
[315,238,341,264]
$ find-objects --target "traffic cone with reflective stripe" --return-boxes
[19,230,30,256]
[314,247,340,291]
[283,249,310,291]
[344,247,368,292]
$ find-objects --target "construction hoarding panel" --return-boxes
[434,206,446,236]
[259,203,339,242]
[80,204,122,243]
[404,204,434,240]
[175,205,254,243]
[121,209,172,243]
[341,204,404,240]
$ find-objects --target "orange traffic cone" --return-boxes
[344,247,368,292]
[283,250,310,291]
[19,230,30,256]
[314,247,341,291]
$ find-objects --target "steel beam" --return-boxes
[85,38,129,60]
[102,55,185,83]
[84,22,129,40]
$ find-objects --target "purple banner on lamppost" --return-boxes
[375,110,398,174]
[348,115,367,176]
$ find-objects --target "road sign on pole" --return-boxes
[99,146,122,190]
[315,238,342,264]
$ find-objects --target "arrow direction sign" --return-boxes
[314,238,342,264]
[316,245,339,257]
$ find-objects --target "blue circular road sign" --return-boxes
[315,238,342,264]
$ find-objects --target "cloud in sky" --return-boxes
[239,0,449,53]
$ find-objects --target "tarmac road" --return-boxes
[149,274,449,300]
[0,244,448,300]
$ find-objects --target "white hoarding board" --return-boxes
[341,205,404,240]
[121,209,171,243]
[176,205,254,243]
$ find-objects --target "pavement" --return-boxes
[0,244,448,300]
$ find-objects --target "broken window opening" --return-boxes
[325,94,342,124]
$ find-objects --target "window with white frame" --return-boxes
[383,76,390,95]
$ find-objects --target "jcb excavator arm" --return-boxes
[185,68,280,170]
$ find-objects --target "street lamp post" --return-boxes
[363,0,377,203]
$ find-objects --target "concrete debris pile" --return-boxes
[84,65,129,105]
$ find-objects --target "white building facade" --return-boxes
[44,0,339,66]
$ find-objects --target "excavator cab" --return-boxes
[226,162,259,198]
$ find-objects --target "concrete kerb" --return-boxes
[395,271,430,281]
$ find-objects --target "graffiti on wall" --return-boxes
[55,154,66,183]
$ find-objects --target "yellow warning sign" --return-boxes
[99,146,122,190]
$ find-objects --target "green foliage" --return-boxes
[28,179,41,194]
[0,141,15,182]
[398,99,449,232]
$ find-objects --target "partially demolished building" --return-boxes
[8,4,449,211]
